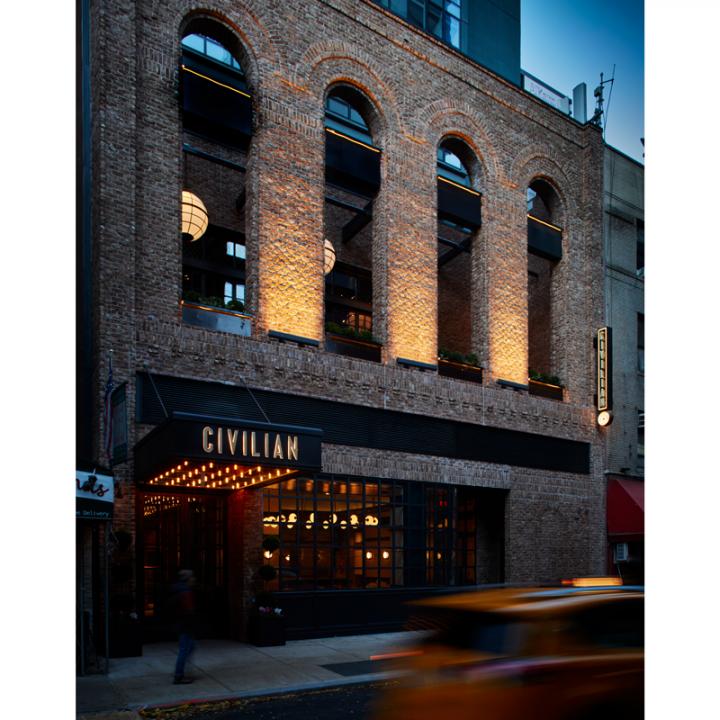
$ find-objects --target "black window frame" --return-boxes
[262,475,483,592]
[325,262,374,335]
[324,93,374,146]
[180,39,251,148]
[437,145,471,187]
[182,224,247,311]
[376,0,463,51]
[181,32,245,73]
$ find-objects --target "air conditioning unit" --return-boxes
[614,542,629,563]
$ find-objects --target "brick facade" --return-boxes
[87,0,608,637]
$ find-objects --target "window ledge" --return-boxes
[325,333,382,362]
[438,358,483,384]
[268,330,319,348]
[496,379,529,392]
[397,357,438,372]
[528,378,564,401]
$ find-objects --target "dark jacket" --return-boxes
[171,580,196,634]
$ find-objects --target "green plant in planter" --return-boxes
[183,292,223,308]
[183,290,202,303]
[224,299,245,312]
[183,291,245,313]
[248,538,284,645]
[529,369,562,386]
[325,321,380,345]
[439,348,481,367]
[252,565,283,622]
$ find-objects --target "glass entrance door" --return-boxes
[140,491,227,641]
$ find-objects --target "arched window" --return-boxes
[325,93,373,145]
[179,27,251,147]
[179,21,252,336]
[527,181,558,224]
[527,178,563,389]
[323,86,380,192]
[437,145,470,187]
[323,87,382,358]
[436,138,482,376]
[181,33,244,71]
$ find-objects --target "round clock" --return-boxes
[597,410,613,427]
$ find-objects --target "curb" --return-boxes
[135,671,404,717]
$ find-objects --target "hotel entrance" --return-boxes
[140,490,228,641]
[134,412,324,643]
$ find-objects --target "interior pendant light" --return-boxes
[181,190,209,241]
[323,238,336,275]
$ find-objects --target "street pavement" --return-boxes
[77,631,423,720]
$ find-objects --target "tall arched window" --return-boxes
[179,22,253,335]
[436,137,482,375]
[527,178,563,387]
[323,86,382,360]
[179,27,251,146]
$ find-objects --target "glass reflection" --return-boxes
[262,476,482,591]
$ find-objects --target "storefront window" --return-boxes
[262,475,483,591]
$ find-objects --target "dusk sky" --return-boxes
[520,0,644,163]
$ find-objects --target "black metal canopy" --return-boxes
[135,412,323,491]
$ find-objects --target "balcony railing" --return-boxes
[437,177,481,230]
[181,301,252,336]
[325,333,382,362]
[438,358,483,384]
[325,129,381,196]
[528,378,564,401]
[527,215,562,261]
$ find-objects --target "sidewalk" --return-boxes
[77,630,423,719]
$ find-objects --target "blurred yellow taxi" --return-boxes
[373,579,643,720]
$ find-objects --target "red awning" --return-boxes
[607,477,644,537]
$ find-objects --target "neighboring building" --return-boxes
[602,145,645,583]
[77,0,607,665]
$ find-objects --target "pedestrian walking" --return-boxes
[171,568,197,684]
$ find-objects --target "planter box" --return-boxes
[325,333,382,362]
[438,358,483,384]
[247,614,286,647]
[181,301,252,336]
[528,379,564,401]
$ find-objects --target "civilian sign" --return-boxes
[596,327,613,426]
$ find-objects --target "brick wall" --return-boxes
[528,253,554,376]
[90,0,609,612]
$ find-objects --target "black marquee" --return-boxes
[134,412,323,482]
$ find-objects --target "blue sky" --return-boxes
[521,0,644,162]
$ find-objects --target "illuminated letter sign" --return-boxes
[202,427,303,464]
[596,327,613,412]
[133,414,323,481]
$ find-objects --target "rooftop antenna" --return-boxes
[590,67,615,136]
